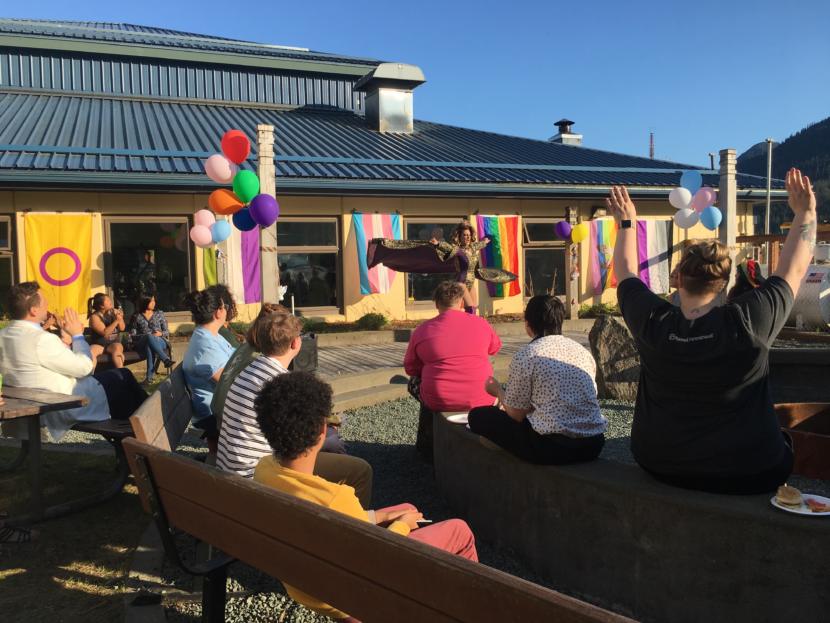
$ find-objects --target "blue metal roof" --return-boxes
[0,18,381,67]
[0,91,784,194]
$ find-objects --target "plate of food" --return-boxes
[770,485,830,516]
[445,413,469,425]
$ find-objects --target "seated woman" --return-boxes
[468,295,607,464]
[182,288,236,450]
[254,371,478,621]
[129,295,174,385]
[606,169,816,494]
[206,284,242,347]
[87,293,126,367]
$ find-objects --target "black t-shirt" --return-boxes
[617,276,794,477]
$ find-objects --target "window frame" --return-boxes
[276,216,341,312]
[103,215,193,321]
[522,217,568,299]
[402,217,465,305]
[0,216,15,318]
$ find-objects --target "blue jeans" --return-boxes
[137,334,169,382]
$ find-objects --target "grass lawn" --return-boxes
[0,446,147,623]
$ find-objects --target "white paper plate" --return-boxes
[769,492,830,516]
[445,413,469,425]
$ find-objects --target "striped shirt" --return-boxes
[216,355,287,478]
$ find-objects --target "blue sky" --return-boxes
[7,1,830,166]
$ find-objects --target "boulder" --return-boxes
[588,316,640,401]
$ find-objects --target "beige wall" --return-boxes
[0,189,757,326]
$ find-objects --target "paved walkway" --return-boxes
[317,332,589,377]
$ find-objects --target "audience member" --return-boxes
[215,305,364,501]
[206,284,242,347]
[606,169,817,494]
[253,371,478,620]
[88,293,126,367]
[129,295,174,385]
[726,259,766,301]
[182,288,235,448]
[468,296,606,464]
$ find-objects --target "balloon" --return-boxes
[690,187,716,213]
[204,154,239,184]
[232,208,258,231]
[554,221,572,240]
[249,194,279,227]
[233,170,260,204]
[680,170,703,194]
[700,206,723,231]
[189,225,213,248]
[208,188,244,216]
[211,219,232,243]
[669,187,693,210]
[194,209,216,228]
[673,208,700,229]
[221,130,251,165]
[159,235,175,249]
[570,222,589,244]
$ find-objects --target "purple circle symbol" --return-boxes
[39,247,82,287]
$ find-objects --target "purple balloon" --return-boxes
[554,221,572,240]
[232,207,257,231]
[249,194,280,227]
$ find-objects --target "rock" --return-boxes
[588,316,640,401]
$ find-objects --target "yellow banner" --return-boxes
[24,214,93,314]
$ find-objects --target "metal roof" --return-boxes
[0,91,784,195]
[0,18,382,67]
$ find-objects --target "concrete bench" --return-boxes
[433,412,830,623]
[123,436,633,623]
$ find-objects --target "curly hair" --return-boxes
[255,372,333,460]
[524,295,565,337]
[183,288,225,325]
[206,284,238,322]
[450,220,477,246]
[676,240,732,296]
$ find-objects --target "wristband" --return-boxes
[620,219,633,229]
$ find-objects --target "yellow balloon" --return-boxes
[570,223,589,244]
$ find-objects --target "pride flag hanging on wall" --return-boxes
[353,213,403,294]
[636,220,672,294]
[589,218,618,295]
[223,226,262,304]
[475,215,521,297]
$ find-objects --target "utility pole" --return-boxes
[649,132,654,159]
[764,138,774,266]
[708,152,715,170]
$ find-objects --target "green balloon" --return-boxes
[232,170,260,204]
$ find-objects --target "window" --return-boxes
[404,220,459,302]
[105,218,192,318]
[523,219,566,298]
[0,217,13,317]
[278,218,339,309]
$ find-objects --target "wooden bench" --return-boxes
[123,437,632,623]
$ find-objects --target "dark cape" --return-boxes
[366,239,517,284]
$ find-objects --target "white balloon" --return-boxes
[673,208,700,229]
[669,187,693,210]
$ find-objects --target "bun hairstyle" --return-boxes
[676,240,732,296]
[524,295,565,337]
[184,288,225,325]
[450,220,477,245]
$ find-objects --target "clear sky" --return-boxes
[6,1,829,166]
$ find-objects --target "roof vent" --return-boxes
[354,63,426,134]
[549,118,583,146]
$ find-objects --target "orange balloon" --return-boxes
[209,188,244,215]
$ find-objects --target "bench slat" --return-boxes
[129,365,194,452]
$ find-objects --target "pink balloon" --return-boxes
[194,209,216,228]
[204,154,238,184]
[189,225,213,248]
[691,187,716,213]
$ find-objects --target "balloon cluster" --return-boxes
[554,220,589,244]
[670,171,721,231]
[190,130,280,248]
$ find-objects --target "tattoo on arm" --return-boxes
[799,221,816,249]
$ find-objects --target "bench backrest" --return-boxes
[122,437,631,623]
[129,365,194,452]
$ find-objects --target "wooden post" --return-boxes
[257,124,279,303]
[566,206,579,320]
[718,148,738,290]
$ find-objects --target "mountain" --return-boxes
[737,116,830,226]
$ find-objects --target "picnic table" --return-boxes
[0,386,88,525]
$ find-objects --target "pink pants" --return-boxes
[379,503,478,562]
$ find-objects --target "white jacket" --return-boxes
[0,320,110,439]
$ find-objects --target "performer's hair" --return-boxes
[433,281,465,309]
[450,220,477,245]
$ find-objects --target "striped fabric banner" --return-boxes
[476,215,521,297]
[589,218,618,295]
[241,228,262,303]
[636,220,672,294]
[353,213,403,294]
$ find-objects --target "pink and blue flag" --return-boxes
[353,213,402,294]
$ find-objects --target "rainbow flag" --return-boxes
[353,213,402,294]
[476,215,521,297]
[589,218,618,295]
[636,220,672,294]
